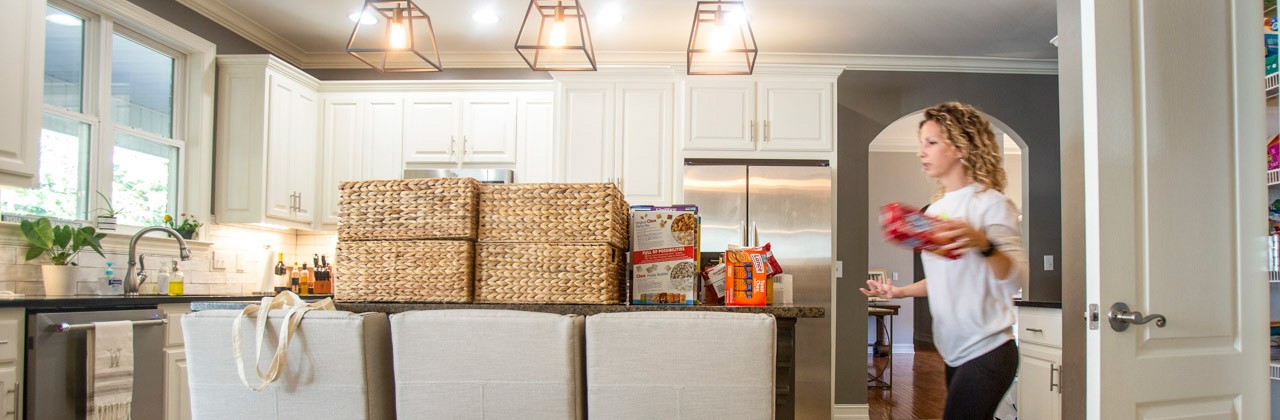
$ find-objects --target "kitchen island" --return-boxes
[192,300,824,420]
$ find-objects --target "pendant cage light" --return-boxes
[346,0,442,72]
[514,0,597,71]
[687,1,757,75]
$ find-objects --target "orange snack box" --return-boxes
[725,248,769,306]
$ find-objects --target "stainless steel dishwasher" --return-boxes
[26,309,167,420]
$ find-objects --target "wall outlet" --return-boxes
[234,253,245,272]
[834,261,843,278]
[1044,255,1055,271]
[211,251,227,270]
[892,272,899,282]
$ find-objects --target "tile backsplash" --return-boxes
[0,223,337,296]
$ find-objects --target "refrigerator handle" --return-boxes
[741,220,748,247]
[751,221,759,247]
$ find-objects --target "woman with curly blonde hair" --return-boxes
[861,102,1028,419]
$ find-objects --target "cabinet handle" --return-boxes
[764,120,771,142]
[1049,363,1059,392]
[1025,328,1044,333]
[449,136,456,156]
[9,381,18,416]
[462,136,469,155]
[750,120,757,142]
[297,192,303,213]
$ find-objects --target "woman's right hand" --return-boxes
[860,280,904,299]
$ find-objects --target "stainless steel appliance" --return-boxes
[27,309,167,419]
[402,168,514,183]
[683,160,833,420]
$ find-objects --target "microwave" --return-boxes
[402,168,514,183]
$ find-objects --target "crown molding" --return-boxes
[319,80,556,94]
[176,0,1057,75]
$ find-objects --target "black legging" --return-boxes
[942,340,1019,420]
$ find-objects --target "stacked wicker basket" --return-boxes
[334,179,628,304]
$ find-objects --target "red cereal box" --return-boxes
[880,202,961,260]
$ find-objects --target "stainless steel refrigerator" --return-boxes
[683,160,833,420]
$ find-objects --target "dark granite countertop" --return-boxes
[192,300,826,319]
[0,294,332,311]
[1014,300,1062,309]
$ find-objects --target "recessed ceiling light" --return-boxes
[472,9,499,24]
[348,12,376,25]
[46,13,82,26]
[596,4,623,26]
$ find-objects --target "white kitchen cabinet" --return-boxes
[0,309,23,420]
[402,94,460,164]
[214,55,321,229]
[517,93,555,183]
[461,94,518,164]
[159,303,192,420]
[684,81,756,151]
[615,82,674,206]
[320,96,364,225]
[682,79,834,153]
[364,97,404,180]
[1017,306,1062,420]
[559,83,615,183]
[0,0,43,188]
[757,81,833,151]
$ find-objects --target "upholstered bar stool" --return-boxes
[586,311,777,420]
[182,310,396,420]
[389,310,585,420]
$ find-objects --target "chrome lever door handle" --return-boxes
[1108,302,1167,332]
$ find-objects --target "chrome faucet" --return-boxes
[125,226,191,295]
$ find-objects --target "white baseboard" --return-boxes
[833,404,870,420]
[865,344,916,354]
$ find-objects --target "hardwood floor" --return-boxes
[868,349,948,420]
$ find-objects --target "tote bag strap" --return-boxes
[232,292,333,390]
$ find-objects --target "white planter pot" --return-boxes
[96,216,117,231]
[41,265,79,296]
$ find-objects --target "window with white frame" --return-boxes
[1,1,185,227]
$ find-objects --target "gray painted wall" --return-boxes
[126,0,268,55]
[835,70,1060,405]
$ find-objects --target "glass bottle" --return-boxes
[168,260,185,296]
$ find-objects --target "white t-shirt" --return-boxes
[922,183,1028,367]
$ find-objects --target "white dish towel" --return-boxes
[87,320,134,420]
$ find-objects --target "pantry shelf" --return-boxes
[1269,169,1280,186]
[1271,361,1280,381]
[1271,271,1280,283]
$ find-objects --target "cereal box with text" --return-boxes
[630,205,700,305]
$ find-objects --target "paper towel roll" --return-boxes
[257,247,275,294]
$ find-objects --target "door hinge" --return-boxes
[1087,303,1100,330]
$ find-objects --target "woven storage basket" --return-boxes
[478,183,629,249]
[338,178,478,241]
[475,242,625,304]
[335,240,473,303]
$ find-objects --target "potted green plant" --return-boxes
[163,213,202,240]
[20,218,107,296]
[94,191,123,231]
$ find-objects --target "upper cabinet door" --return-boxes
[321,97,363,226]
[683,81,756,151]
[403,94,461,164]
[461,94,517,164]
[289,87,319,223]
[757,81,833,152]
[364,97,403,180]
[517,93,555,183]
[559,83,614,183]
[264,76,296,221]
[0,0,43,188]
[616,82,673,206]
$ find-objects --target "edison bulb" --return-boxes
[389,20,408,49]
[549,21,567,47]
[709,23,732,52]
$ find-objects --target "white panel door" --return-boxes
[518,93,555,183]
[164,348,190,420]
[683,81,755,151]
[0,365,15,420]
[461,94,517,164]
[363,97,403,180]
[1078,0,1267,417]
[757,81,832,152]
[560,84,614,183]
[0,0,42,187]
[289,87,318,224]
[264,76,296,221]
[403,94,460,164]
[615,82,673,206]
[1018,345,1062,420]
[322,98,364,225]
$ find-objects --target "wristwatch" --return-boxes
[980,241,998,258]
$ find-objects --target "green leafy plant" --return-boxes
[20,218,106,266]
[95,191,124,218]
[162,213,202,239]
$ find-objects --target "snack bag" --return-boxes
[880,202,961,260]
[725,248,769,306]
[701,263,727,305]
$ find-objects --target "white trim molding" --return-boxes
[834,404,871,420]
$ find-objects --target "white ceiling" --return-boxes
[177,0,1058,70]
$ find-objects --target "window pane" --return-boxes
[0,113,90,220]
[111,33,173,138]
[44,5,84,112]
[112,132,178,226]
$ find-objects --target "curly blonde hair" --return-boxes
[920,102,1007,200]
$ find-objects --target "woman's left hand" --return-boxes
[935,219,990,255]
